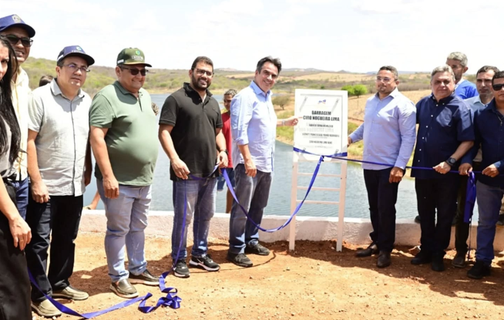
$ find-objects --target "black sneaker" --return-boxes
[467,261,491,279]
[245,243,270,256]
[110,279,138,299]
[173,260,190,278]
[189,255,220,271]
[129,269,158,286]
[227,252,253,268]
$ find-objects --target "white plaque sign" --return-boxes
[293,89,348,160]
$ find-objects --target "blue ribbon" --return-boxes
[464,171,477,223]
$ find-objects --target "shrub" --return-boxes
[272,95,291,110]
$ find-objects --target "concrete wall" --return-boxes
[80,211,504,251]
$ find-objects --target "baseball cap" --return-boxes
[0,14,36,37]
[57,45,95,66]
[117,48,152,67]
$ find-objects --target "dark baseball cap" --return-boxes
[57,45,95,66]
[0,14,35,37]
[117,48,152,67]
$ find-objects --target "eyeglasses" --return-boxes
[376,76,393,83]
[492,83,504,91]
[121,67,148,76]
[63,63,90,73]
[5,34,33,47]
[195,68,213,76]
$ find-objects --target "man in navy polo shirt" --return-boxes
[459,71,504,279]
[411,65,474,272]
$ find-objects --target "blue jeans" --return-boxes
[475,181,504,266]
[229,164,272,254]
[11,177,29,219]
[97,181,151,282]
[217,168,235,191]
[171,178,216,260]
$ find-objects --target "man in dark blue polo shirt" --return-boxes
[411,65,474,272]
[459,71,504,279]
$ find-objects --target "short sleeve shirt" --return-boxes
[89,81,158,186]
[411,93,474,179]
[159,83,222,181]
[28,79,91,196]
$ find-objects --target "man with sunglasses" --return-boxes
[410,65,474,272]
[159,56,227,278]
[348,66,416,268]
[90,48,159,298]
[0,14,35,221]
[26,45,94,317]
[458,71,504,279]
[452,66,499,269]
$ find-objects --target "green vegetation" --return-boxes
[347,122,364,158]
[341,84,368,97]
[272,95,291,110]
[276,110,295,144]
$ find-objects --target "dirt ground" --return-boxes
[31,232,504,320]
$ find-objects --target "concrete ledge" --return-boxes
[80,211,504,251]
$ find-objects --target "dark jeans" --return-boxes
[25,194,83,302]
[415,176,459,256]
[0,181,31,319]
[10,177,29,220]
[363,168,399,253]
[229,164,272,254]
[454,162,482,255]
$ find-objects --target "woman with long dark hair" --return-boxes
[0,35,32,319]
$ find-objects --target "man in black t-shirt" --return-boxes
[158,56,228,278]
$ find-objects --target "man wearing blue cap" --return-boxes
[0,14,36,220]
[25,45,94,317]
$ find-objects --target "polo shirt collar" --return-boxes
[430,92,455,104]
[250,81,270,98]
[183,82,213,98]
[113,81,143,98]
[51,78,85,100]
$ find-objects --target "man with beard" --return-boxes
[159,56,228,278]
[349,66,416,268]
[411,65,474,272]
[90,48,159,298]
[0,14,36,220]
[453,66,499,268]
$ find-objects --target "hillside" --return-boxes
[22,58,439,96]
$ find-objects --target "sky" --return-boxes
[3,0,504,73]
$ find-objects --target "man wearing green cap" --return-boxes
[89,48,159,299]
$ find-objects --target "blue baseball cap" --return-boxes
[0,14,35,37]
[57,45,95,66]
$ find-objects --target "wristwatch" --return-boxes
[446,157,457,166]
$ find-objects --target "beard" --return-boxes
[191,73,211,91]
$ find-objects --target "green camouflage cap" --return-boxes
[116,48,152,67]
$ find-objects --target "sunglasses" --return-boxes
[5,34,33,47]
[121,66,148,76]
[492,83,504,91]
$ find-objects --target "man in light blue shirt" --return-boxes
[348,65,416,268]
[228,56,298,268]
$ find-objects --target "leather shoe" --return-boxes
[431,255,445,272]
[376,251,391,268]
[411,250,432,265]
[356,243,378,257]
